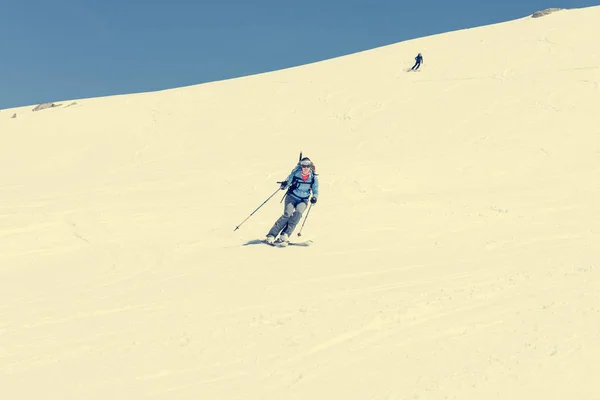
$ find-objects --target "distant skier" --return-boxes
[411,53,423,71]
[265,157,319,244]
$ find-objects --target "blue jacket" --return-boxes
[283,165,319,201]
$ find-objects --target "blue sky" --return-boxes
[1,0,598,109]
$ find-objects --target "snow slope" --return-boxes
[1,6,599,400]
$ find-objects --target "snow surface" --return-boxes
[1,6,599,399]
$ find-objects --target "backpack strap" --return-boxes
[287,170,315,199]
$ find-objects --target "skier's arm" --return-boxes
[280,168,298,189]
[311,175,319,199]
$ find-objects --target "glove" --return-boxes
[279,181,288,190]
[310,196,317,204]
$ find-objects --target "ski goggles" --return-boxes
[300,163,312,168]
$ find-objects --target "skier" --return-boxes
[411,53,423,71]
[265,157,319,244]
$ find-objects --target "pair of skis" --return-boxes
[262,239,313,248]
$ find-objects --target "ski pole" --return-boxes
[234,186,281,231]
[297,202,313,236]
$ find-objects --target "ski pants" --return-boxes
[411,61,421,70]
[267,194,308,237]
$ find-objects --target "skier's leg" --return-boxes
[282,201,307,236]
[267,196,295,237]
